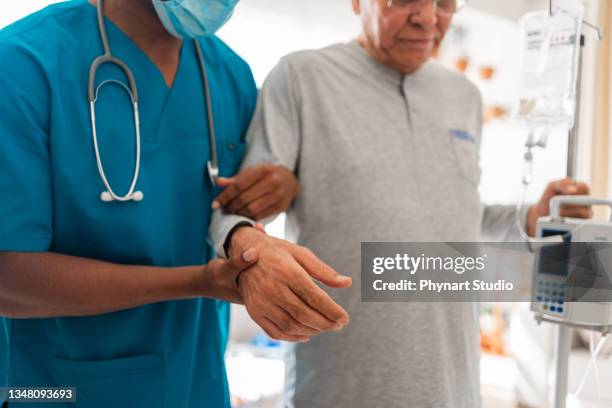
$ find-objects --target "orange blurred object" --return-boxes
[454,57,470,73]
[479,65,496,80]
[483,105,508,122]
[480,307,508,356]
[480,330,506,356]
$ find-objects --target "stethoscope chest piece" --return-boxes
[101,190,144,203]
[207,161,219,187]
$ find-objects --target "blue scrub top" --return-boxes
[0,1,257,407]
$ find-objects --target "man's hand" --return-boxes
[229,227,352,343]
[212,164,300,221]
[526,178,591,237]
[203,248,259,304]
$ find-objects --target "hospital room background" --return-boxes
[2,0,611,407]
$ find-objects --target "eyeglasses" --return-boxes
[386,0,468,15]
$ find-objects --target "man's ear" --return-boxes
[352,0,361,14]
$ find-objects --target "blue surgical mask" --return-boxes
[152,0,240,39]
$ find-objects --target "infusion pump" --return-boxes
[531,196,612,333]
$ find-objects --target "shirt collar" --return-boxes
[346,40,435,90]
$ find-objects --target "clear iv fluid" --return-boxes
[518,0,584,130]
[515,1,585,243]
[521,95,575,126]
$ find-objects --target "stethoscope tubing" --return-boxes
[89,0,219,203]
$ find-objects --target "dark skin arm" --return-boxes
[213,164,300,221]
[0,250,256,319]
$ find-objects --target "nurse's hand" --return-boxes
[229,226,352,343]
[204,248,259,304]
[212,164,299,221]
[526,178,591,237]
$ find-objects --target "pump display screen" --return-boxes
[537,229,572,277]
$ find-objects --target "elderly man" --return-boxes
[212,0,590,406]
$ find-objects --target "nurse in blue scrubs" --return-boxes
[0,0,295,406]
[0,0,353,405]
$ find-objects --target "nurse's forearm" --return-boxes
[0,252,205,319]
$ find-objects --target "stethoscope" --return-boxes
[89,0,219,203]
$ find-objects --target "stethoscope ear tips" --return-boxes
[131,191,144,202]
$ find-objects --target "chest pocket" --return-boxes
[449,129,481,187]
[207,140,246,200]
[218,140,246,178]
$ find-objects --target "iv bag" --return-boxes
[518,0,584,130]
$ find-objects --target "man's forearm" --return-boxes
[0,252,204,319]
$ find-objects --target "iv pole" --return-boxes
[546,1,603,407]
